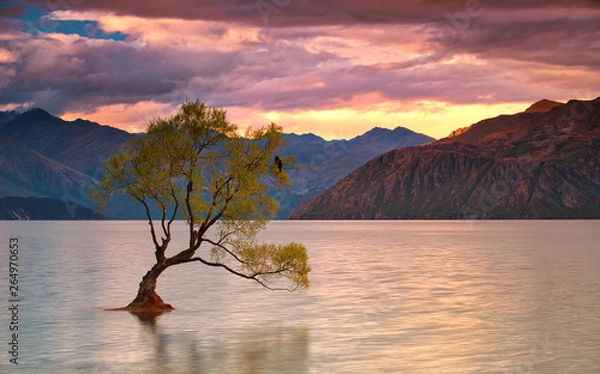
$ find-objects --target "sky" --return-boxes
[0,0,599,139]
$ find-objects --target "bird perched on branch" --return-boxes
[274,156,283,172]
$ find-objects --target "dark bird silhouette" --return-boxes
[274,156,283,172]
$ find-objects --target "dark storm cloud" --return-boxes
[39,0,597,74]
[446,17,600,68]
[0,34,240,113]
[23,0,599,26]
[0,13,339,114]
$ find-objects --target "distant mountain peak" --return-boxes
[356,126,426,141]
[24,107,52,115]
[352,127,388,140]
[293,132,325,140]
[445,99,568,143]
[365,126,388,134]
[20,108,59,123]
[291,97,600,220]
[525,99,563,113]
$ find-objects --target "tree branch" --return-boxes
[185,180,194,248]
[137,195,166,263]
[195,177,237,253]
[159,199,168,241]
[204,238,246,265]
[139,196,159,248]
[171,253,298,291]
[167,187,179,240]
[177,256,293,291]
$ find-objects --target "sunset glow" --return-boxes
[1,0,598,138]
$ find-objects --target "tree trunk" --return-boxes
[124,262,174,312]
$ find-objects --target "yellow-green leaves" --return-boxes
[88,99,310,292]
[216,240,311,291]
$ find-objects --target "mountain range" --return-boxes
[276,126,435,217]
[290,98,600,219]
[0,108,434,219]
[3,98,597,220]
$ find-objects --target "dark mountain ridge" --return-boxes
[0,135,97,204]
[291,98,600,219]
[0,108,434,219]
[0,108,135,177]
[277,125,435,217]
[524,99,563,113]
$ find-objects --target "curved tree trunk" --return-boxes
[123,262,174,312]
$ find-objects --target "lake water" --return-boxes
[0,220,599,373]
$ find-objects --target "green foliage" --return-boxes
[89,100,310,292]
[212,240,310,291]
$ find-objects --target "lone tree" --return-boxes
[89,100,310,313]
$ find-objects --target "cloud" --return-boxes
[23,0,599,26]
[438,7,600,68]
[0,16,244,113]
[62,100,177,133]
[1,0,598,137]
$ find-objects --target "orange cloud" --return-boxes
[62,101,178,133]
[3,1,598,142]
[48,10,266,52]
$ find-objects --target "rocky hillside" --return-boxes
[276,126,434,217]
[0,108,135,177]
[290,98,600,219]
[0,135,97,204]
[0,109,144,219]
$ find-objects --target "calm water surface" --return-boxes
[0,220,599,373]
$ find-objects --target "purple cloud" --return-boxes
[1,0,598,133]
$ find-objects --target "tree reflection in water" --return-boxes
[128,311,314,374]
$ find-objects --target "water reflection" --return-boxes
[129,309,169,325]
[1,221,599,373]
[120,310,312,374]
[130,311,171,373]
